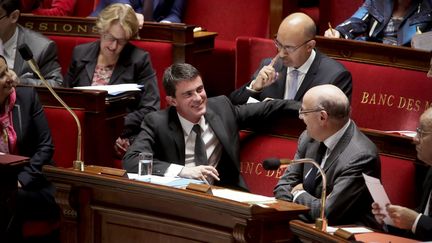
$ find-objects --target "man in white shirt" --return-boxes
[123,63,299,190]
[230,12,352,105]
[0,0,62,87]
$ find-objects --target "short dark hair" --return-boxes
[0,0,20,16]
[163,63,200,97]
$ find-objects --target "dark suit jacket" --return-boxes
[229,51,352,105]
[274,121,381,227]
[12,87,58,221]
[123,96,299,190]
[390,167,432,240]
[14,25,63,87]
[91,0,185,23]
[64,40,160,138]
[14,87,54,189]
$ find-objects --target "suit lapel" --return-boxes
[109,44,132,85]
[82,42,100,84]
[321,122,355,175]
[205,107,236,166]
[168,108,186,163]
[294,51,321,100]
[12,104,22,142]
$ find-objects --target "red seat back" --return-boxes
[319,0,364,35]
[380,155,416,208]
[235,37,276,89]
[240,131,297,196]
[44,107,85,168]
[183,0,270,41]
[340,60,430,131]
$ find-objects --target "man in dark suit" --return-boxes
[274,84,380,227]
[123,63,298,190]
[230,12,352,105]
[0,0,63,87]
[372,107,432,241]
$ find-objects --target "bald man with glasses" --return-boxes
[274,84,381,228]
[230,13,352,106]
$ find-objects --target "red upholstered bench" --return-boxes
[184,0,271,96]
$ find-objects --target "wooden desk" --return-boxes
[289,220,418,243]
[18,14,217,63]
[43,165,309,243]
[0,154,29,240]
[315,36,432,72]
[34,86,134,167]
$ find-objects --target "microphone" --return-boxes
[18,44,85,171]
[263,157,328,231]
[262,158,294,170]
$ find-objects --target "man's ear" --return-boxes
[9,10,20,24]
[166,96,176,106]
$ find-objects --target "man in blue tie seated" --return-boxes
[123,63,299,191]
[274,84,381,228]
[372,107,432,241]
[229,12,352,105]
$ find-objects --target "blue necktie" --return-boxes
[192,124,207,165]
[303,142,326,194]
[287,69,299,99]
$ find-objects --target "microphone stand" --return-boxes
[289,158,327,231]
[26,61,84,171]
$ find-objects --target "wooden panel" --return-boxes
[315,36,432,72]
[18,14,216,63]
[43,166,309,243]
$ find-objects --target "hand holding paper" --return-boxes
[363,173,395,226]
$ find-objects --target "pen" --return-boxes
[116,142,127,152]
[202,177,210,185]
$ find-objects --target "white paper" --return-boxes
[411,31,432,51]
[246,96,260,103]
[363,173,394,226]
[212,188,276,204]
[74,83,143,96]
[326,226,373,234]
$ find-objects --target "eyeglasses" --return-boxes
[274,38,312,53]
[299,107,325,116]
[101,33,128,45]
[416,127,432,139]
[0,15,7,21]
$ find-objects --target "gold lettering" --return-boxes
[77,24,87,33]
[92,26,99,34]
[53,23,58,31]
[63,24,72,32]
[255,163,263,175]
[406,99,415,111]
[387,95,395,107]
[368,93,376,105]
[266,170,274,177]
[39,23,48,31]
[275,167,286,179]
[398,97,407,109]
[24,22,34,29]
[244,162,254,175]
[414,100,421,112]
[361,92,369,104]
[378,94,387,105]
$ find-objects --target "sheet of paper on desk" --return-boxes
[363,173,394,226]
[128,174,204,188]
[326,226,373,234]
[74,84,143,96]
[212,189,276,204]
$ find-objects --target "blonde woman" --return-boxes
[64,3,160,157]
